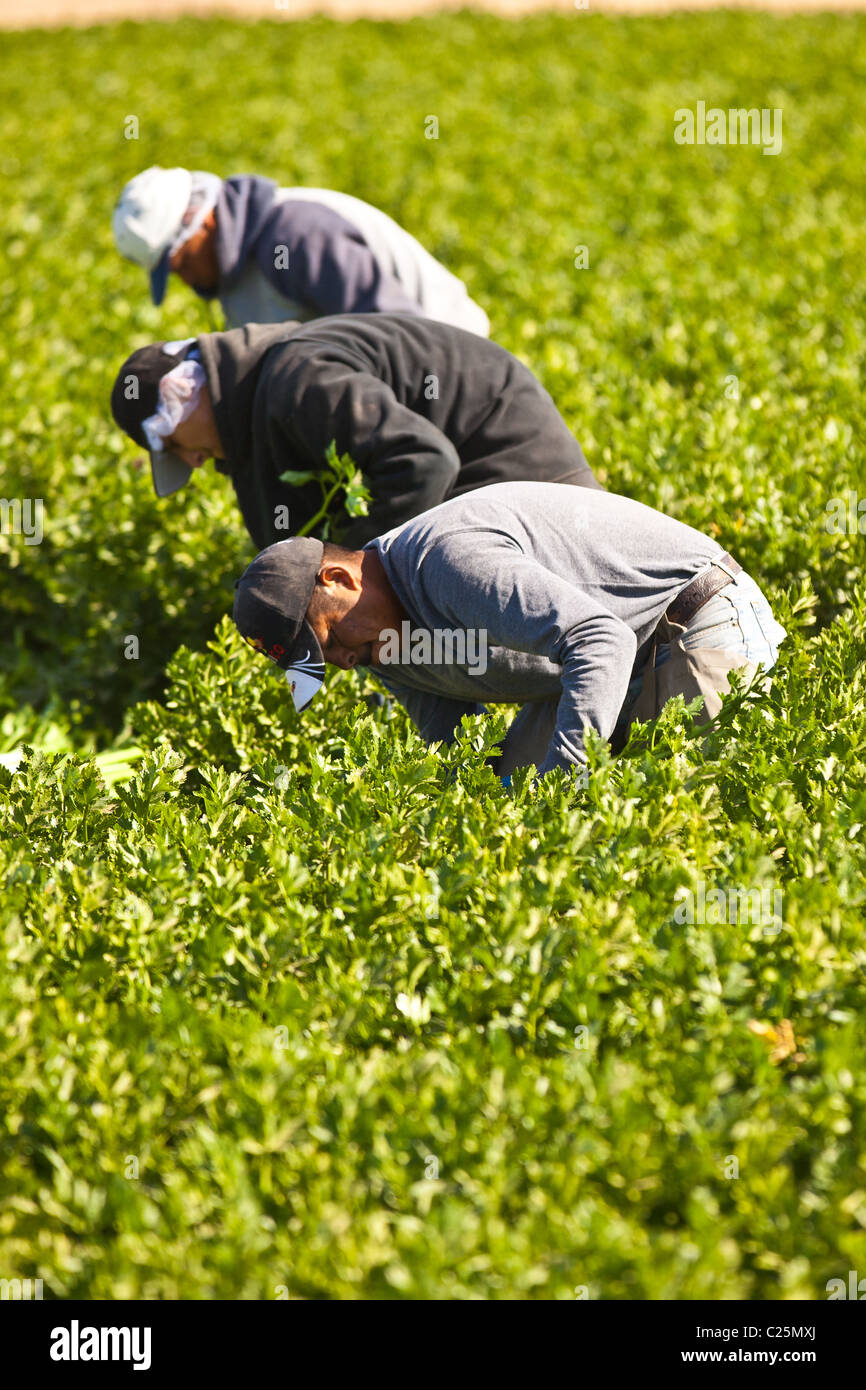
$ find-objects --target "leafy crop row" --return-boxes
[1,10,865,1298]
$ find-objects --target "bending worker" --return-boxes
[231,481,787,776]
[112,165,489,335]
[110,316,602,550]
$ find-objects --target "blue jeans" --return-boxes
[615,569,787,735]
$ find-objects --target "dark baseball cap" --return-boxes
[110,338,199,497]
[233,538,326,712]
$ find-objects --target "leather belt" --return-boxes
[666,552,742,628]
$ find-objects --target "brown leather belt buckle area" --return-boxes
[666,552,743,628]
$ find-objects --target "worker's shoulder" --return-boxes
[288,312,505,355]
[258,320,375,374]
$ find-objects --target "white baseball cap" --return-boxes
[113,166,208,305]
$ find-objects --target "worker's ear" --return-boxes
[316,563,361,594]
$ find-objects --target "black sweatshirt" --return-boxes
[196,315,600,550]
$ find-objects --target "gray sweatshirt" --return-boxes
[367,482,725,775]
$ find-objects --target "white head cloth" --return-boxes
[142,341,207,455]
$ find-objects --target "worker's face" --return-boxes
[306,562,394,670]
[169,210,219,293]
[164,385,224,468]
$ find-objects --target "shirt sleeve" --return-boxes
[374,670,479,747]
[256,218,424,317]
[420,536,638,776]
[270,353,462,541]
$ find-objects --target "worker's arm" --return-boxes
[418,537,638,776]
[266,352,461,541]
[373,669,479,747]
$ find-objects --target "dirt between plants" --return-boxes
[1,0,863,32]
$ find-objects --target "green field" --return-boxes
[1,10,865,1299]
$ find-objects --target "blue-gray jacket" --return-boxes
[202,176,490,337]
